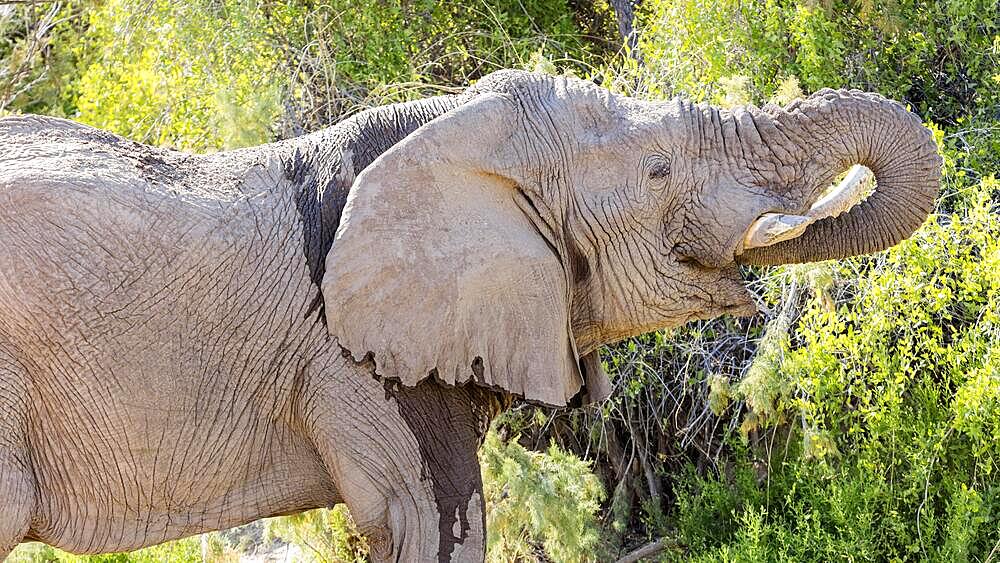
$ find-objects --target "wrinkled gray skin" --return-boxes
[0,71,939,562]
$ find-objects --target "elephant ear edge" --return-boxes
[320,93,611,407]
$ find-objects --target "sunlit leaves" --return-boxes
[480,431,606,562]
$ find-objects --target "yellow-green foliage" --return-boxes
[9,533,236,563]
[67,0,602,151]
[72,0,284,150]
[266,1,598,93]
[264,505,368,563]
[635,0,1000,117]
[673,167,1000,562]
[0,2,95,116]
[480,430,606,562]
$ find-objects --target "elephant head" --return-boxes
[321,70,941,407]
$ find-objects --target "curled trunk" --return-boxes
[738,89,942,266]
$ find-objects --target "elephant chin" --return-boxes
[722,294,760,318]
[571,265,756,354]
[711,268,760,319]
[679,266,760,327]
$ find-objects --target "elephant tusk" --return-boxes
[740,165,874,252]
[809,164,872,219]
[742,213,812,250]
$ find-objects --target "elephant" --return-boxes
[0,70,940,562]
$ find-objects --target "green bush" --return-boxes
[64,0,607,151]
[264,505,368,562]
[70,0,285,150]
[633,0,1000,120]
[0,1,94,116]
[8,534,228,563]
[481,428,606,562]
[671,165,1000,561]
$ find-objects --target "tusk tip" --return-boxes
[742,213,812,251]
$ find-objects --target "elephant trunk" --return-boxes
[737,89,942,266]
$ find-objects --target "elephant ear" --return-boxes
[321,93,610,407]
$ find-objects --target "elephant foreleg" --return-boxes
[0,454,34,560]
[0,354,34,560]
[301,358,498,562]
[384,379,493,562]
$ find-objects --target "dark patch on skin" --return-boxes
[471,356,485,381]
[283,95,463,320]
[133,152,185,187]
[567,349,614,407]
[287,152,350,278]
[287,151,346,318]
[79,125,127,147]
[564,225,591,284]
[334,337,497,551]
[384,377,504,562]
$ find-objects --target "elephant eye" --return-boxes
[647,156,671,180]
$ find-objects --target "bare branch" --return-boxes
[608,0,641,58]
[615,536,680,563]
